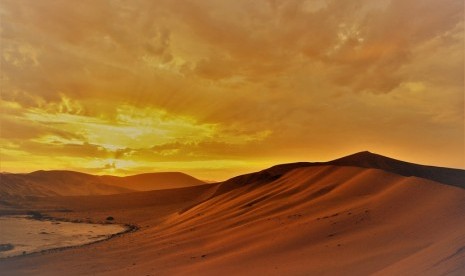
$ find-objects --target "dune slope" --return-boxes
[203,151,465,201]
[1,165,464,275]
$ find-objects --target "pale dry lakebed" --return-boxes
[0,216,128,258]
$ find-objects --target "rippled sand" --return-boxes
[0,216,127,258]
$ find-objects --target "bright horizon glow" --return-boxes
[1,0,464,180]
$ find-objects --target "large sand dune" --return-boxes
[1,152,464,275]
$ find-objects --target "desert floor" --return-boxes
[1,165,465,275]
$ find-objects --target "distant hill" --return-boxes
[99,172,206,191]
[0,170,133,197]
[0,171,206,197]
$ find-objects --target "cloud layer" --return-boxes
[1,0,463,179]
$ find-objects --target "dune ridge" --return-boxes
[326,151,465,188]
[203,151,465,202]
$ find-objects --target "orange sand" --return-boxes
[1,165,464,275]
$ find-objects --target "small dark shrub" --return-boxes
[0,244,14,252]
[27,211,43,219]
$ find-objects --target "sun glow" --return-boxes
[1,0,463,179]
[0,97,273,179]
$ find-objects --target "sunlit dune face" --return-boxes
[0,0,463,180]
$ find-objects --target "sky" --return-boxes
[1,0,464,180]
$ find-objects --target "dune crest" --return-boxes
[204,151,465,201]
[327,151,465,188]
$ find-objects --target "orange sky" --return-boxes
[1,0,464,180]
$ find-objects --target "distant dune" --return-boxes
[0,171,206,198]
[99,172,206,191]
[0,170,132,197]
[1,152,464,275]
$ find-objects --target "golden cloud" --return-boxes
[1,0,463,179]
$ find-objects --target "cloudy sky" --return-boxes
[1,0,463,180]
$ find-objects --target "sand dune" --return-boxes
[203,151,464,200]
[327,151,465,188]
[2,151,461,198]
[0,171,132,197]
[99,172,206,191]
[1,155,464,275]
[0,171,206,198]
[153,166,465,275]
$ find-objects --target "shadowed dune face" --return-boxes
[1,165,464,275]
[326,151,465,188]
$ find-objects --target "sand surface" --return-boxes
[1,165,464,275]
[0,216,127,258]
